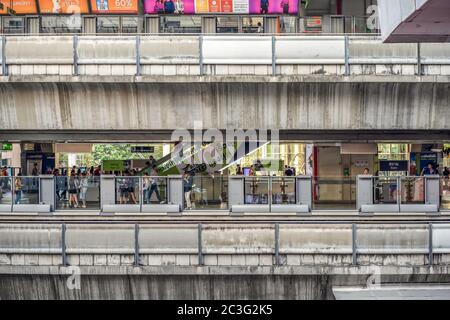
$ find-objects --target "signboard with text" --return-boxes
[144,0,298,14]
[379,160,408,172]
[38,0,89,14]
[90,0,139,14]
[0,0,37,15]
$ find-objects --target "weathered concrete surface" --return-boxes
[0,82,450,131]
[1,266,450,299]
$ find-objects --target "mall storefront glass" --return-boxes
[41,16,82,33]
[160,16,202,33]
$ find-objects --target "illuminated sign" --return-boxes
[144,0,298,14]
[38,0,89,14]
[90,0,139,14]
[0,0,37,15]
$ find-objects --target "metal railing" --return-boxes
[0,220,446,267]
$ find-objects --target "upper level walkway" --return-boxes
[1,34,450,81]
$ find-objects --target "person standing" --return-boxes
[31,163,39,176]
[68,170,79,208]
[421,163,437,176]
[14,174,22,204]
[78,172,89,208]
[183,172,193,210]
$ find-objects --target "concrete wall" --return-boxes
[0,82,449,131]
[0,267,449,299]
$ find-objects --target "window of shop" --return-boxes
[216,16,238,33]
[242,17,264,33]
[121,17,140,33]
[2,17,25,34]
[41,16,82,33]
[299,16,322,33]
[378,144,409,161]
[97,16,120,33]
[159,16,201,34]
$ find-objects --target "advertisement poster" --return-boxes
[0,0,37,14]
[144,0,298,14]
[90,0,139,14]
[38,0,90,14]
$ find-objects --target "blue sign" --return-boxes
[379,160,408,172]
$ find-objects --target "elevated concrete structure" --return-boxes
[0,221,450,299]
[0,35,449,142]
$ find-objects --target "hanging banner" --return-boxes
[144,0,298,14]
[0,0,37,14]
[90,0,139,14]
[38,0,89,14]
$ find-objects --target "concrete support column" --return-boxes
[26,17,40,34]
[100,175,116,210]
[202,17,216,34]
[146,16,160,34]
[264,17,279,34]
[297,176,312,210]
[39,175,55,211]
[168,175,183,211]
[83,16,97,34]
[356,175,373,211]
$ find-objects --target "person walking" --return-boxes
[148,165,163,203]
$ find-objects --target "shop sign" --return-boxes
[131,146,155,153]
[90,0,138,13]
[379,160,408,172]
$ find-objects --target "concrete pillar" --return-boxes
[228,176,244,207]
[39,175,55,211]
[296,176,312,210]
[168,175,183,211]
[100,175,116,210]
[202,17,216,34]
[146,16,160,34]
[83,16,96,34]
[26,17,40,34]
[357,175,373,211]
[425,175,440,206]
[264,17,279,34]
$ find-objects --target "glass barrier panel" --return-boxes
[271,177,296,205]
[400,176,425,204]
[313,177,356,210]
[142,176,167,205]
[56,176,100,210]
[13,176,39,205]
[373,176,398,204]
[441,177,450,210]
[115,177,140,205]
[189,175,228,210]
[0,177,12,205]
[244,177,269,205]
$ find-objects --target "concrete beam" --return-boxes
[0,82,449,132]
